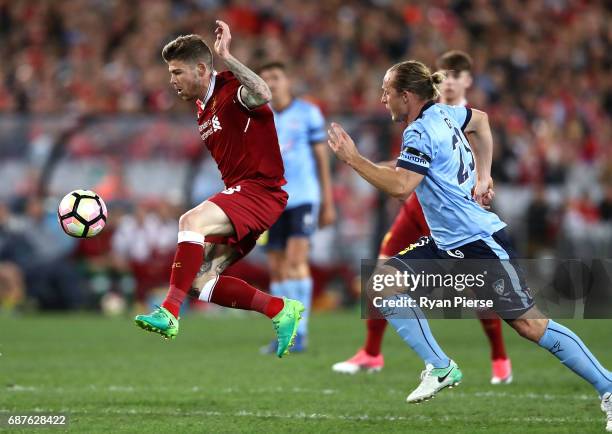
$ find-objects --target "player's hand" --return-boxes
[328,122,359,165]
[214,20,232,59]
[319,202,337,228]
[473,177,495,209]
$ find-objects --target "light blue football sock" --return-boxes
[385,294,451,368]
[290,277,313,336]
[538,320,612,396]
[282,279,297,301]
[270,281,285,298]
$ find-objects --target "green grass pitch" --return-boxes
[1,311,610,433]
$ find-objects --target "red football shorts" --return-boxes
[206,180,288,257]
[379,193,430,257]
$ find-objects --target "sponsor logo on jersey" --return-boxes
[222,185,241,195]
[212,115,222,131]
[199,115,222,141]
[400,152,429,167]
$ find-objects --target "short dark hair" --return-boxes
[257,61,287,74]
[436,50,473,73]
[162,34,213,67]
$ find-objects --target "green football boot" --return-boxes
[134,305,179,340]
[406,360,463,403]
[272,298,304,358]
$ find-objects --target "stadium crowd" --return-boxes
[0,0,610,311]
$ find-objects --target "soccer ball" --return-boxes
[58,189,108,238]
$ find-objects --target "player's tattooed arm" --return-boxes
[213,19,271,108]
[225,56,272,108]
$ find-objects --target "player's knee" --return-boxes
[511,320,531,340]
[366,265,395,301]
[179,208,211,234]
[179,210,197,231]
[510,318,546,342]
[285,259,308,279]
[284,250,306,270]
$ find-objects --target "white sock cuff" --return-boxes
[178,230,205,245]
[198,276,219,303]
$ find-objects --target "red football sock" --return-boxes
[210,275,284,318]
[477,311,507,360]
[161,241,204,318]
[364,318,388,356]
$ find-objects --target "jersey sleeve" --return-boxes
[236,85,258,111]
[307,104,326,145]
[222,69,265,113]
[235,84,273,116]
[396,128,434,175]
[445,105,472,131]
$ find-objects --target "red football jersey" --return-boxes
[196,71,285,189]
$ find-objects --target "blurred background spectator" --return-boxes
[0,0,610,312]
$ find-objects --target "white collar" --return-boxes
[201,70,217,108]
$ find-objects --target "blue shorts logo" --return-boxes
[446,249,464,259]
[492,278,506,296]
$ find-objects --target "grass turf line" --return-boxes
[0,312,610,433]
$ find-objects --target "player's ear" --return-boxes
[196,63,208,77]
[402,91,411,105]
[464,73,473,89]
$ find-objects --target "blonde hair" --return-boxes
[388,60,445,100]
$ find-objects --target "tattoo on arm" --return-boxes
[223,55,271,108]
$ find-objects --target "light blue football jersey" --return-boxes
[273,98,326,208]
[396,101,506,250]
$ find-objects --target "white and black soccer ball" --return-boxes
[57,189,108,238]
